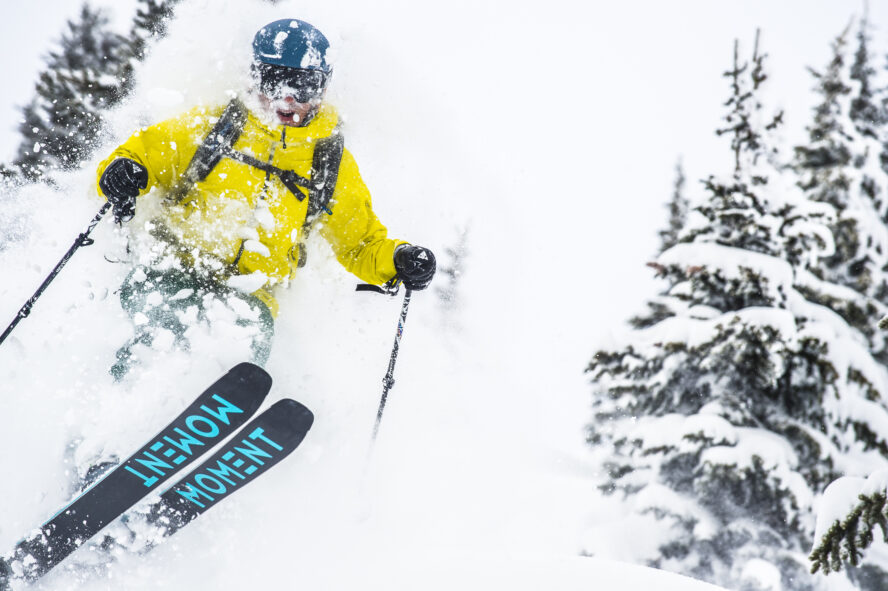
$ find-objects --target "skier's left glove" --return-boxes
[393,244,436,290]
[99,158,148,223]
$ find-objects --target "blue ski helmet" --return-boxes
[252,19,332,74]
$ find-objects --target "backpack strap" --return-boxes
[304,130,345,234]
[167,98,345,269]
[169,98,247,202]
[289,129,344,268]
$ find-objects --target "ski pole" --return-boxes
[0,202,112,347]
[370,287,412,442]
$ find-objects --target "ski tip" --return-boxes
[269,398,315,438]
[228,362,273,391]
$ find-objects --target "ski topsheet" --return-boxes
[141,398,314,540]
[2,362,272,583]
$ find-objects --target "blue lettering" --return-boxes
[195,473,227,495]
[233,439,273,466]
[135,452,173,476]
[125,465,159,488]
[176,482,214,508]
[200,394,245,426]
[186,415,220,438]
[165,428,205,455]
[249,427,284,451]
[207,460,245,486]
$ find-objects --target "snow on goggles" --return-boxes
[254,64,328,102]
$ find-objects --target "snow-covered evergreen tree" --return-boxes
[11,5,132,180]
[658,159,688,254]
[793,20,888,353]
[587,32,888,591]
[635,161,690,330]
[435,225,470,320]
[9,1,183,181]
[129,0,182,61]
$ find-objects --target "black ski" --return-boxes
[0,362,272,586]
[135,398,313,542]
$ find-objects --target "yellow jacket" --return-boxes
[97,101,405,316]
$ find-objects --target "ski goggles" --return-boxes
[253,63,329,102]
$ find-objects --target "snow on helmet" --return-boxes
[252,19,332,74]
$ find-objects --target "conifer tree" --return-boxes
[9,0,183,181]
[435,225,470,321]
[129,0,182,61]
[11,4,132,180]
[658,160,688,254]
[634,161,689,330]
[846,15,888,306]
[793,21,888,360]
[587,31,888,591]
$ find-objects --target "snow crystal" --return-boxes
[133,312,149,326]
[145,291,163,307]
[254,201,276,231]
[237,227,261,241]
[226,296,260,321]
[227,271,268,293]
[244,239,271,257]
[175,305,199,326]
[169,288,194,301]
[131,268,148,283]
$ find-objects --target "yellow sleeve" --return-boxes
[318,148,407,285]
[95,106,216,197]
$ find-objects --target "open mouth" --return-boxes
[276,110,297,122]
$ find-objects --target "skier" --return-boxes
[96,19,436,379]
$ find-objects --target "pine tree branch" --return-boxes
[810,491,888,575]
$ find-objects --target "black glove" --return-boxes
[99,158,148,223]
[394,244,436,290]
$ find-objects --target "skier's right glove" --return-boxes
[393,244,436,290]
[99,158,148,223]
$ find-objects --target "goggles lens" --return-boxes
[254,64,328,102]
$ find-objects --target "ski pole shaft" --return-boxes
[371,288,412,441]
[0,202,111,347]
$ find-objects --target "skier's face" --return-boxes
[251,63,328,126]
[257,94,322,126]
